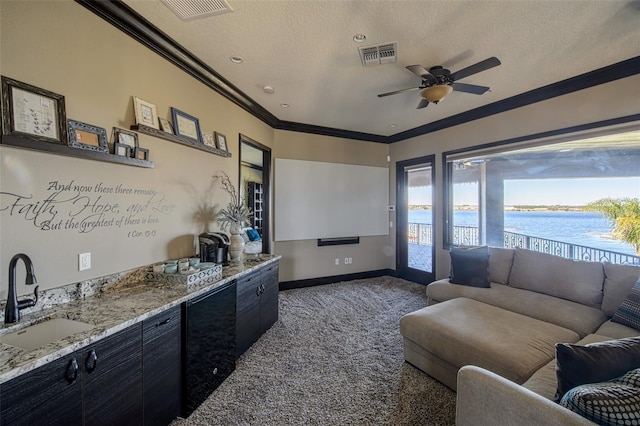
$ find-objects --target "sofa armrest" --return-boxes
[456,365,594,426]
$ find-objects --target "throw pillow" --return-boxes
[555,336,640,402]
[449,246,490,288]
[612,278,640,331]
[559,369,640,425]
[246,228,262,242]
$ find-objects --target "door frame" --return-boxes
[239,134,272,254]
[396,155,436,284]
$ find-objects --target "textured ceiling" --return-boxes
[123,0,640,137]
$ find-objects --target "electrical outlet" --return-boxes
[79,252,91,271]
[344,257,349,265]
[348,257,352,264]
[335,258,340,266]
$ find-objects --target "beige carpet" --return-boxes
[173,276,456,426]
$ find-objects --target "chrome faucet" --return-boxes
[4,254,39,324]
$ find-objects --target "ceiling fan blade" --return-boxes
[450,57,501,81]
[416,99,429,109]
[452,82,491,95]
[377,87,420,98]
[406,65,436,82]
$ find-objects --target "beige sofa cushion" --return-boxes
[522,334,613,400]
[508,247,604,308]
[595,319,640,339]
[601,262,640,317]
[427,280,607,337]
[401,298,579,385]
[488,246,514,284]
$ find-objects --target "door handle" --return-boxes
[65,358,79,383]
[85,349,98,373]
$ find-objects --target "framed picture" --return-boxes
[67,119,108,153]
[158,117,174,135]
[1,76,67,144]
[113,142,131,157]
[214,131,227,151]
[132,96,159,129]
[112,127,138,156]
[134,147,150,161]
[170,107,202,143]
[202,133,215,147]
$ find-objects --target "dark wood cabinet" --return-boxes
[236,261,279,358]
[1,351,83,426]
[82,324,143,426]
[143,305,182,426]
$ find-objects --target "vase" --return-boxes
[228,222,245,261]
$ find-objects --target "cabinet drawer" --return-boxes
[143,305,181,344]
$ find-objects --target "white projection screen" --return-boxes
[274,158,389,241]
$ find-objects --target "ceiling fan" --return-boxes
[377,57,501,109]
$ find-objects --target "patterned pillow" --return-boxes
[560,368,640,425]
[612,278,640,331]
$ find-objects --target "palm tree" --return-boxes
[585,198,640,255]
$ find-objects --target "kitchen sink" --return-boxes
[0,318,94,351]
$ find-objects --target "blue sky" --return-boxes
[409,177,640,206]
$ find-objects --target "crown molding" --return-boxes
[77,1,640,145]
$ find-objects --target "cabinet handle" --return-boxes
[65,358,79,383]
[157,317,172,327]
[85,349,98,373]
[256,285,261,297]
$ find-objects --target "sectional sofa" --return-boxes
[400,246,640,425]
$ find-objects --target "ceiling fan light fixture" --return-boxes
[419,84,453,103]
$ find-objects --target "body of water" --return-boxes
[408,209,636,255]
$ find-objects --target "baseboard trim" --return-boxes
[279,269,396,290]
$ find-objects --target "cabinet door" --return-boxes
[260,262,279,333]
[236,269,261,358]
[83,323,143,426]
[1,352,82,426]
[143,306,182,426]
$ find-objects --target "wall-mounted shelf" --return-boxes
[131,124,232,158]
[1,134,155,168]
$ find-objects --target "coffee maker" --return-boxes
[198,232,230,266]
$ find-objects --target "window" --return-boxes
[444,127,640,264]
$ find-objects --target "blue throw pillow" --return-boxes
[449,246,490,288]
[612,278,640,331]
[246,228,262,242]
[560,368,640,425]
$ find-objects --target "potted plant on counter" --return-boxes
[213,171,253,260]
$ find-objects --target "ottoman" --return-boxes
[399,297,580,390]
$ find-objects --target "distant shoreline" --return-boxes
[409,205,588,212]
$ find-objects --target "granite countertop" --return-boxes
[0,254,280,384]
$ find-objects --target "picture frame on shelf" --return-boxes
[170,107,202,144]
[202,132,215,148]
[112,127,138,156]
[134,147,150,161]
[1,76,67,144]
[214,131,227,151]
[113,142,131,157]
[132,96,159,129]
[67,119,108,153]
[158,117,174,135]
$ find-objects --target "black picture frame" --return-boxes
[67,119,108,153]
[113,142,131,157]
[112,127,138,156]
[1,76,67,144]
[214,131,228,151]
[134,147,149,161]
[170,107,202,144]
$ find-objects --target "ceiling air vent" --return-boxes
[358,42,397,67]
[161,0,233,21]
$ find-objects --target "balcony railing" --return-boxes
[408,222,640,265]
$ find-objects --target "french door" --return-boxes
[396,156,435,284]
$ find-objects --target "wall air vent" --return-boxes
[161,0,233,21]
[358,42,397,67]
